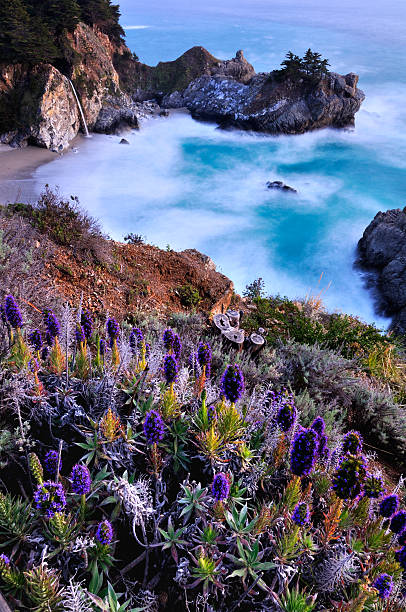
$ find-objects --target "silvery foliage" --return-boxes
[68,535,95,554]
[147,344,165,377]
[174,366,194,403]
[133,589,158,612]
[174,557,190,586]
[314,543,359,592]
[108,475,154,534]
[60,303,76,355]
[271,561,297,595]
[62,579,93,612]
[117,330,133,372]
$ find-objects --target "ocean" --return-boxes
[7,0,406,325]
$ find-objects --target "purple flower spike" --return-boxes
[96,520,113,545]
[379,494,399,518]
[173,334,182,361]
[81,310,93,339]
[290,428,318,477]
[363,474,385,499]
[129,328,143,354]
[292,502,310,526]
[28,329,43,352]
[342,430,363,455]
[332,454,366,500]
[143,410,165,445]
[75,326,86,344]
[0,554,9,565]
[163,354,178,384]
[396,546,406,570]
[106,317,119,340]
[99,338,107,356]
[212,473,230,501]
[44,450,59,477]
[390,511,406,534]
[311,416,325,436]
[163,328,175,351]
[44,310,60,338]
[276,401,297,432]
[33,481,66,517]
[4,295,23,329]
[398,529,406,547]
[373,574,393,599]
[221,364,244,403]
[70,464,91,495]
[197,342,212,367]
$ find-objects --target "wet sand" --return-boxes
[0,144,57,202]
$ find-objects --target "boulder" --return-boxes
[357,208,406,333]
[266,180,297,193]
[120,138,130,144]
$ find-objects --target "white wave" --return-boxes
[123,25,151,30]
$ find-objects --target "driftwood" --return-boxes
[246,332,265,357]
[213,313,231,333]
[226,310,240,328]
[222,329,245,351]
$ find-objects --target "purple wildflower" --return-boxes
[99,338,106,356]
[342,430,363,455]
[4,295,23,329]
[363,474,385,499]
[143,410,165,445]
[81,310,93,339]
[197,342,212,367]
[292,502,310,526]
[75,325,86,344]
[41,346,49,361]
[221,364,244,403]
[373,574,393,599]
[44,450,59,477]
[212,473,230,501]
[28,329,43,352]
[379,494,399,518]
[44,310,60,338]
[311,416,325,436]
[332,454,366,500]
[33,481,66,517]
[398,530,406,547]
[163,328,175,351]
[390,511,406,534]
[0,554,9,565]
[145,342,151,359]
[163,354,178,384]
[29,358,39,373]
[106,317,119,341]
[96,520,113,546]
[276,401,297,432]
[70,464,91,495]
[397,546,406,570]
[173,334,182,361]
[317,434,329,458]
[207,404,217,425]
[290,428,318,477]
[45,331,54,347]
[129,328,143,354]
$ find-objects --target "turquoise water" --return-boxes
[27,2,406,324]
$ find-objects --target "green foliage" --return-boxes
[0,492,33,545]
[176,283,201,308]
[0,0,124,65]
[278,48,330,82]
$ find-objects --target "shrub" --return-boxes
[176,283,201,308]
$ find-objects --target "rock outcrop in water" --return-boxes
[162,61,364,134]
[358,208,406,334]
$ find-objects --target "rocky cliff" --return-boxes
[0,23,365,150]
[358,208,406,334]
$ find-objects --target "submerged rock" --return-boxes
[266,180,297,193]
[119,138,130,144]
[358,208,406,333]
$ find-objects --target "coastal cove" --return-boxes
[1,0,405,328]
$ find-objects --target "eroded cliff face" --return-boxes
[0,63,80,150]
[358,208,406,334]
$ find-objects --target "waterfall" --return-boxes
[68,79,90,137]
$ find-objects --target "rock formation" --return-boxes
[0,22,365,150]
[358,208,406,334]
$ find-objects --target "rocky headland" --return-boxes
[358,208,406,334]
[0,22,365,151]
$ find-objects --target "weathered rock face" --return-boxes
[162,67,365,134]
[358,208,406,333]
[0,63,79,150]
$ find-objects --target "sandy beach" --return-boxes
[0,144,57,202]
